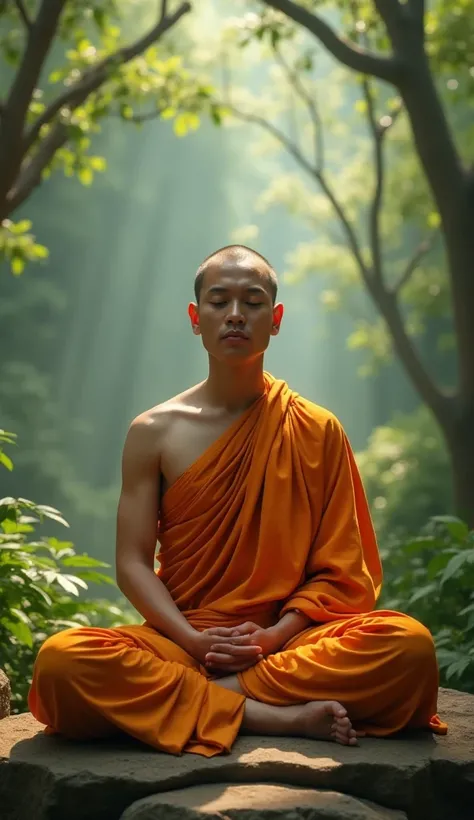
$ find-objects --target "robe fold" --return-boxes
[28,373,447,756]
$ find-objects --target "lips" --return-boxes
[222,331,249,340]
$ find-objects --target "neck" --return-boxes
[204,356,266,413]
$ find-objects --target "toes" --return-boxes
[326,701,347,719]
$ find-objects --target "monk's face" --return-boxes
[189,260,283,362]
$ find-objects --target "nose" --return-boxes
[225,300,245,325]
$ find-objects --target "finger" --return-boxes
[209,643,262,655]
[205,653,235,665]
[209,634,254,647]
[215,661,257,673]
[205,627,235,638]
[217,634,256,646]
[231,622,260,635]
[206,648,262,664]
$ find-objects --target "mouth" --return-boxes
[221,331,250,345]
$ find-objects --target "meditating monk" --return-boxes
[28,245,447,756]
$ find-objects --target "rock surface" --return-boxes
[0,669,10,719]
[120,784,407,820]
[0,688,472,820]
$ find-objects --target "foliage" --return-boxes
[0,0,221,274]
[380,516,474,693]
[218,1,469,374]
[0,429,135,714]
[357,406,452,544]
[214,0,474,521]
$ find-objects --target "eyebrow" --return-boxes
[207,285,267,295]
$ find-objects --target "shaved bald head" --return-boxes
[194,245,278,304]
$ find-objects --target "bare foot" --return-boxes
[291,700,360,746]
[240,695,363,746]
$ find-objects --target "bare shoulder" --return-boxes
[126,383,205,453]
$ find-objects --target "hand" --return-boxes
[204,621,285,675]
[190,626,263,673]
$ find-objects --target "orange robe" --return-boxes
[28,374,447,755]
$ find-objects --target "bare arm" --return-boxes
[115,415,197,654]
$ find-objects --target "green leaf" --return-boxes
[32,244,49,259]
[4,619,33,648]
[75,570,115,586]
[173,113,190,137]
[55,575,79,596]
[89,156,107,172]
[427,211,441,228]
[408,583,438,604]
[11,256,25,276]
[28,584,52,607]
[431,515,469,541]
[62,555,109,568]
[63,573,88,590]
[35,505,69,527]
[78,167,93,186]
[441,550,474,584]
[0,453,13,471]
[10,220,32,234]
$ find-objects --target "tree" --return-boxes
[220,0,474,525]
[0,0,216,273]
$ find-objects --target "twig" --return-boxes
[14,0,32,29]
[112,108,164,124]
[394,233,438,293]
[229,104,368,279]
[272,43,323,172]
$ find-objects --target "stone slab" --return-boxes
[0,688,472,820]
[120,783,408,819]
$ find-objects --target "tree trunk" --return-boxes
[442,401,474,529]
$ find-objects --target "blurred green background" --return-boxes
[1,0,473,709]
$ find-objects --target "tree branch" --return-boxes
[272,43,323,171]
[229,105,369,279]
[230,100,447,419]
[0,0,66,206]
[6,122,68,213]
[14,0,32,29]
[394,232,438,293]
[25,1,191,150]
[378,288,449,416]
[362,77,385,283]
[261,0,403,85]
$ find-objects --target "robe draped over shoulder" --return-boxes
[158,373,382,631]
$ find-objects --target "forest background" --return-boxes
[1,0,473,712]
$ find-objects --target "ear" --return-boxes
[188,302,201,335]
[270,303,284,336]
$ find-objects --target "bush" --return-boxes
[357,406,453,544]
[380,516,474,693]
[0,429,136,713]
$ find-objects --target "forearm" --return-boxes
[270,609,313,646]
[116,561,197,653]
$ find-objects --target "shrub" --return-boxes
[380,516,474,693]
[0,429,135,713]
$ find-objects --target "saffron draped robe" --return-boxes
[29,374,447,755]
